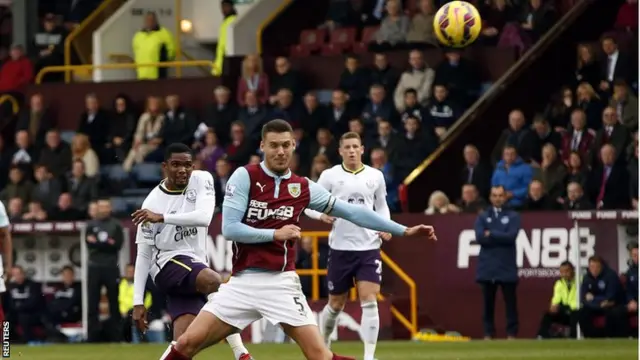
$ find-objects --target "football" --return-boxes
[433,1,482,48]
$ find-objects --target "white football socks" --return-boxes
[159,341,177,359]
[360,301,379,360]
[226,333,249,360]
[321,304,340,346]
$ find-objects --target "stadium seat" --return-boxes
[124,196,146,211]
[60,131,76,144]
[290,28,326,57]
[321,27,357,55]
[103,165,130,181]
[122,188,152,196]
[132,163,163,184]
[352,26,378,54]
[110,197,128,214]
[315,89,333,104]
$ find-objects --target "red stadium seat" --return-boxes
[353,26,379,54]
[321,27,357,55]
[398,184,409,213]
[290,29,326,56]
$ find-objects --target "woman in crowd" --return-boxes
[236,54,269,106]
[71,134,99,177]
[123,96,165,172]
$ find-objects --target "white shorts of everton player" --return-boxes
[202,271,316,329]
[0,277,5,293]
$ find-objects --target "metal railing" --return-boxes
[0,94,19,115]
[295,231,418,335]
[256,0,293,54]
[35,60,215,84]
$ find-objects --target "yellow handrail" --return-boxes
[296,231,418,336]
[256,0,293,54]
[35,60,215,84]
[0,95,19,115]
[64,0,118,83]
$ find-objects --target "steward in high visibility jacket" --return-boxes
[537,261,579,338]
[213,0,237,76]
[132,12,176,80]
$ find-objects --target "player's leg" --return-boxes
[281,324,354,360]
[354,250,383,360]
[194,267,252,359]
[320,293,348,346]
[322,250,356,346]
[161,311,237,360]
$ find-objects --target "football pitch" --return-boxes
[7,339,639,359]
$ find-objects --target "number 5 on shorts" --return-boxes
[293,296,305,314]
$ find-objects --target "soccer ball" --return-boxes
[433,1,482,48]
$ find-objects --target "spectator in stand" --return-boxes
[610,79,638,132]
[16,94,54,152]
[491,109,533,165]
[425,84,462,139]
[49,193,85,220]
[518,0,554,42]
[394,50,435,112]
[236,54,269,106]
[397,116,434,177]
[361,84,398,132]
[77,93,109,157]
[309,128,339,165]
[369,147,399,211]
[226,121,255,167]
[269,57,304,103]
[578,256,624,338]
[132,12,175,80]
[347,118,374,159]
[33,14,67,83]
[213,0,237,76]
[338,54,370,108]
[202,86,238,147]
[433,50,480,107]
[599,36,633,94]
[614,0,638,32]
[406,0,438,47]
[563,151,589,192]
[424,190,459,214]
[105,95,137,164]
[321,0,376,30]
[123,96,164,172]
[71,134,99,178]
[269,88,302,129]
[214,158,232,195]
[613,244,639,337]
[560,109,594,163]
[544,87,575,132]
[478,0,515,46]
[0,44,32,94]
[67,159,98,213]
[372,0,409,50]
[238,91,268,143]
[629,139,638,209]
[523,179,553,211]
[157,94,197,149]
[373,119,402,163]
[293,129,311,176]
[11,131,36,176]
[21,201,47,221]
[370,52,400,95]
[31,164,63,211]
[327,89,354,135]
[491,145,533,209]
[589,144,629,210]
[560,181,592,210]
[576,82,604,131]
[573,43,601,90]
[474,185,520,340]
[590,106,630,166]
[7,265,44,344]
[300,92,328,139]
[461,144,491,198]
[528,116,561,165]
[533,143,566,201]
[38,129,72,179]
[0,167,33,204]
[309,154,331,182]
[7,198,24,221]
[0,137,10,190]
[400,88,426,124]
[197,129,225,175]
[456,183,487,214]
[536,261,578,339]
[47,265,81,327]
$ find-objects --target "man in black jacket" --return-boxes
[578,255,624,337]
[86,199,124,342]
[7,265,43,343]
[48,265,81,326]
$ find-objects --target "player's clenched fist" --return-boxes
[404,225,437,241]
[132,305,149,333]
[274,224,302,241]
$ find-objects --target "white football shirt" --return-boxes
[135,170,215,280]
[0,201,8,279]
[306,164,390,251]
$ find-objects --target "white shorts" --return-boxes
[202,271,316,330]
[0,278,5,293]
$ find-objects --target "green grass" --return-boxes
[6,340,639,359]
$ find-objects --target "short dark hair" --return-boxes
[261,119,293,139]
[613,78,628,88]
[340,132,361,144]
[61,265,75,273]
[503,144,517,153]
[491,185,506,192]
[164,143,192,160]
[560,261,574,269]
[404,88,418,97]
[588,255,603,264]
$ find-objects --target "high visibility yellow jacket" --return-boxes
[213,15,236,76]
[551,278,578,310]
[119,279,152,315]
[132,26,176,80]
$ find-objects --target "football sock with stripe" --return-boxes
[159,341,190,360]
[226,333,250,360]
[321,304,340,346]
[360,301,379,360]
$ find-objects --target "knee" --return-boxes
[174,334,198,357]
[359,293,377,304]
[328,296,346,312]
[197,270,223,295]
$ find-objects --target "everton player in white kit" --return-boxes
[159,120,437,360]
[0,201,12,324]
[130,143,254,360]
[304,132,390,360]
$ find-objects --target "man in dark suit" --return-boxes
[590,106,631,166]
[202,86,238,147]
[326,89,354,135]
[76,93,109,155]
[461,144,491,198]
[15,94,54,152]
[268,89,303,128]
[491,109,534,165]
[238,91,268,143]
[528,116,562,165]
[373,119,402,163]
[588,144,629,210]
[38,129,72,179]
[561,182,593,210]
[67,159,97,213]
[560,109,594,163]
[474,185,520,339]
[361,84,398,133]
[599,36,633,94]
[300,92,329,140]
